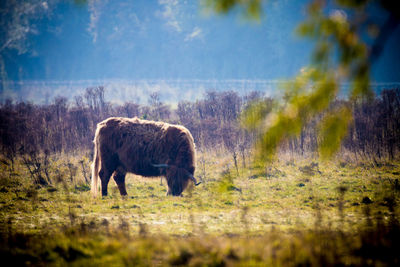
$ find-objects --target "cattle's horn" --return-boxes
[152,163,169,168]
[190,175,201,186]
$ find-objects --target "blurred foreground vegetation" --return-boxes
[207,0,400,160]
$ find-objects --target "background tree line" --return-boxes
[0,86,399,169]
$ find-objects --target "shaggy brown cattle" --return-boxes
[91,117,200,197]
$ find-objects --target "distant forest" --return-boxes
[1,87,399,168]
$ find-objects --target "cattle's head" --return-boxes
[152,164,200,196]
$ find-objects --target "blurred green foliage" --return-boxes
[319,106,352,159]
[209,0,399,161]
[204,0,263,21]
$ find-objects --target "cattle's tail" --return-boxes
[91,133,100,197]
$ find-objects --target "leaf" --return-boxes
[318,107,353,159]
[241,99,274,130]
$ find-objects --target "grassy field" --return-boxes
[1,151,400,266]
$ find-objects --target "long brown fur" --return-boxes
[91,117,196,197]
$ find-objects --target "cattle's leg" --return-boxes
[98,152,119,196]
[113,168,127,196]
[99,167,113,196]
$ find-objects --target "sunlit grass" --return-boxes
[1,151,400,265]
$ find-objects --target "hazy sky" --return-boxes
[1,0,399,83]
